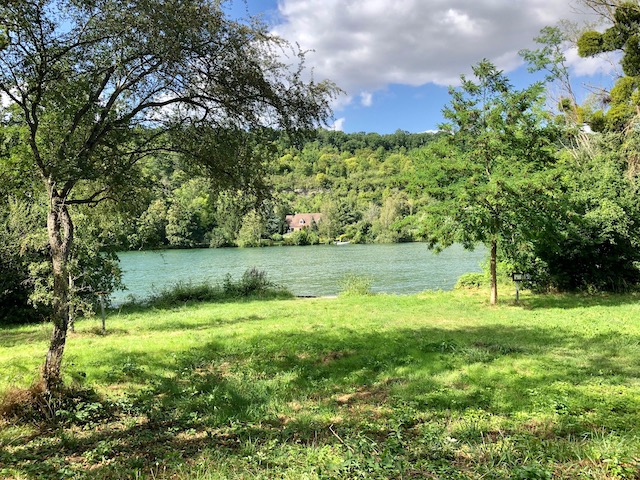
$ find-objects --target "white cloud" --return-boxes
[1,91,13,108]
[330,117,346,131]
[564,47,619,77]
[360,91,373,107]
[442,9,481,37]
[273,0,598,102]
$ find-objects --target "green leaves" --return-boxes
[418,61,559,302]
[577,30,605,58]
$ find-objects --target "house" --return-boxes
[285,213,322,233]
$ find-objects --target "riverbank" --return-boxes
[1,291,639,479]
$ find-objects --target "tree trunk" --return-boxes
[43,190,74,392]
[490,239,498,305]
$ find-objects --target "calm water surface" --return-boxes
[113,243,485,303]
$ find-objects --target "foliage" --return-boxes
[519,26,586,128]
[0,197,50,324]
[527,135,640,292]
[283,228,320,246]
[222,267,287,298]
[578,2,640,132]
[2,292,640,478]
[0,191,123,325]
[412,60,558,304]
[516,8,640,293]
[236,210,266,248]
[89,129,439,249]
[455,272,487,289]
[144,268,291,307]
[338,273,373,296]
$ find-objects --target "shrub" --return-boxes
[146,269,292,307]
[283,229,320,246]
[270,233,284,244]
[0,381,108,426]
[339,273,373,296]
[223,267,275,297]
[455,272,487,289]
[148,281,222,306]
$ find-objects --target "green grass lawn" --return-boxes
[1,291,640,479]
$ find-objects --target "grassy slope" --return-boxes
[1,291,639,479]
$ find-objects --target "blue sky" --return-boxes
[226,1,618,134]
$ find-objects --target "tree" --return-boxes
[578,2,640,132]
[236,209,265,247]
[416,60,558,304]
[372,191,407,243]
[0,0,337,392]
[520,26,580,121]
[0,195,50,325]
[530,140,640,292]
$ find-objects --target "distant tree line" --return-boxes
[50,129,442,252]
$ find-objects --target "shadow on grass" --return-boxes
[521,292,640,310]
[141,314,269,332]
[111,292,294,316]
[3,321,640,479]
[0,324,51,349]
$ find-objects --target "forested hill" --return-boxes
[103,129,442,250]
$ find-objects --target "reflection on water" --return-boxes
[113,243,485,303]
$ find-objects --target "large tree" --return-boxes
[416,61,558,304]
[0,0,337,392]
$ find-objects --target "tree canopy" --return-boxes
[414,60,558,304]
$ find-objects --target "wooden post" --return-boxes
[97,292,107,334]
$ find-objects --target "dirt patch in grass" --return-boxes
[320,350,353,365]
[0,380,49,422]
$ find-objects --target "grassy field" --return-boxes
[1,291,639,479]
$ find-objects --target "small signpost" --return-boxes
[512,273,531,304]
[96,291,108,334]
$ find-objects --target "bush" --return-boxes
[223,267,279,297]
[146,268,292,307]
[270,233,284,244]
[339,273,373,296]
[283,229,320,246]
[0,381,108,426]
[148,281,221,305]
[455,272,487,289]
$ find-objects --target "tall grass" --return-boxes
[137,267,292,308]
[338,273,373,296]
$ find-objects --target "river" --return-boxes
[112,242,486,304]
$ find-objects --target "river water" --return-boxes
[113,243,486,303]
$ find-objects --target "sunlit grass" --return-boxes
[1,291,639,479]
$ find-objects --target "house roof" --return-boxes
[285,213,322,228]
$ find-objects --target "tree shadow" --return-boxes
[521,292,640,310]
[110,294,294,316]
[0,325,51,349]
[3,321,640,478]
[141,314,268,332]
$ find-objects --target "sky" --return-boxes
[225,0,619,134]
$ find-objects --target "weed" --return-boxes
[106,356,146,381]
[513,464,553,479]
[145,268,292,307]
[0,381,110,427]
[338,273,373,296]
[456,272,487,289]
